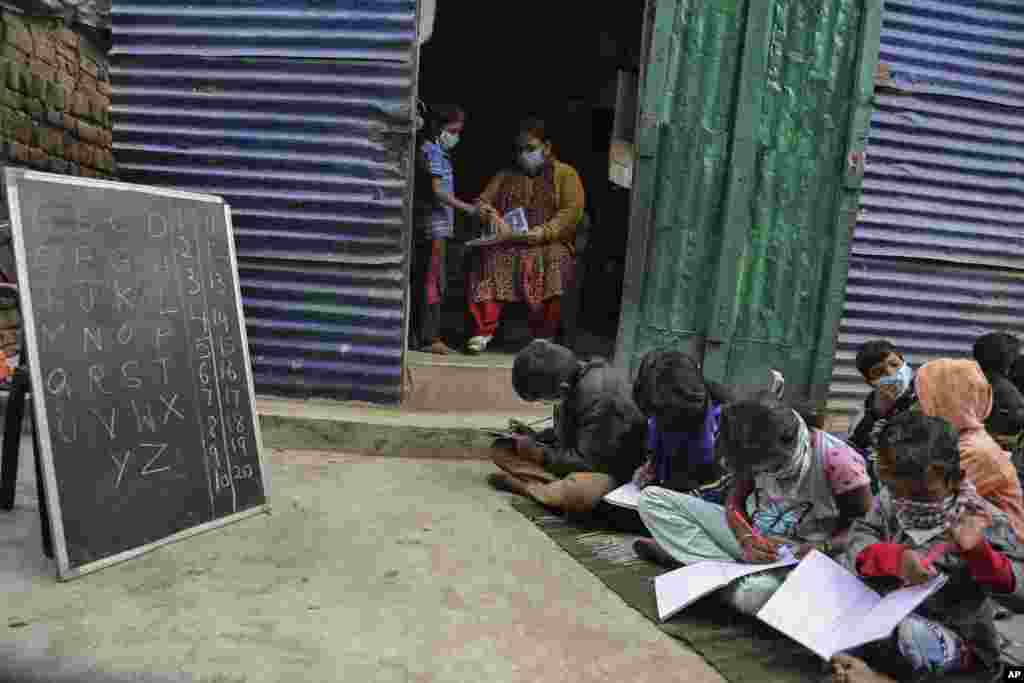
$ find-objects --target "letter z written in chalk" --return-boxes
[140,443,170,476]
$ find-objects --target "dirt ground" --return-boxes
[0,447,725,683]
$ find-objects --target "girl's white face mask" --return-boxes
[519,149,545,174]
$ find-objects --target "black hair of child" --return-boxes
[632,350,706,419]
[973,332,1020,378]
[716,391,799,475]
[855,339,898,379]
[877,412,961,483]
[512,340,578,402]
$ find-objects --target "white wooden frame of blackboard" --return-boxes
[5,168,271,581]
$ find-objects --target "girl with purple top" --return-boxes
[629,351,736,562]
[630,351,736,495]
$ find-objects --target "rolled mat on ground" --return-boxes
[507,497,991,683]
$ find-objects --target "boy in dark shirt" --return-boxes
[487,341,647,515]
[847,340,919,492]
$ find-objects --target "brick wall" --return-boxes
[0,11,114,179]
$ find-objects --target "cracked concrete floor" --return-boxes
[1,448,725,683]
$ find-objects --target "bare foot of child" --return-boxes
[421,341,454,355]
[633,538,682,568]
[830,655,895,683]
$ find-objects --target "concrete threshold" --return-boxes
[257,397,549,460]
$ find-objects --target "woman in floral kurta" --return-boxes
[467,119,584,354]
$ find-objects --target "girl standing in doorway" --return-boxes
[411,104,477,355]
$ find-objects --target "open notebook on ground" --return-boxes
[656,550,947,661]
[603,483,642,510]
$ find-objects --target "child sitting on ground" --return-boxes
[915,358,1024,542]
[638,392,872,612]
[630,350,736,497]
[629,350,736,563]
[973,332,1024,452]
[848,340,920,492]
[831,412,1024,682]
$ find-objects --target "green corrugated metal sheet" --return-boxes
[617,0,881,404]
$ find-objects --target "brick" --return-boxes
[57,71,74,95]
[42,127,62,155]
[6,61,26,93]
[29,61,55,82]
[45,109,62,127]
[78,143,95,167]
[10,116,29,145]
[0,86,21,110]
[27,62,55,99]
[0,42,28,64]
[29,146,47,167]
[78,119,102,145]
[58,28,78,49]
[24,96,43,118]
[7,140,27,163]
[31,28,56,65]
[63,139,78,163]
[98,79,112,98]
[71,90,88,117]
[2,15,34,57]
[79,54,98,80]
[56,42,75,63]
[77,71,98,97]
[61,112,75,134]
[101,128,112,147]
[57,54,76,80]
[87,93,106,122]
[44,81,65,110]
[80,165,95,178]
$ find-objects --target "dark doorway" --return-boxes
[412,0,644,362]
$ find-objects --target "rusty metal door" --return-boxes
[616,0,881,405]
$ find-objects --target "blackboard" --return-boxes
[5,169,270,580]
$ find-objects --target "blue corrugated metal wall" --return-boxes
[829,0,1024,426]
[110,1,417,402]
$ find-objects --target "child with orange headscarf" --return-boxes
[915,358,1024,540]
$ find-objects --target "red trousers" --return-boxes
[469,298,561,339]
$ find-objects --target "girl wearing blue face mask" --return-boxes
[465,118,585,354]
[411,104,477,355]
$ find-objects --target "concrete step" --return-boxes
[257,395,548,460]
[402,350,539,414]
[0,354,549,461]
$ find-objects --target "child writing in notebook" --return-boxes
[629,350,736,564]
[638,392,872,613]
[831,412,1024,682]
